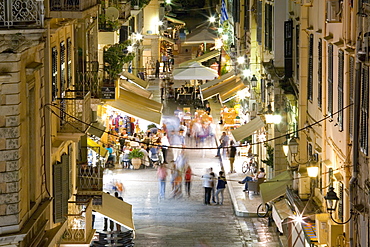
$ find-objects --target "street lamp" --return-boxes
[306,161,319,178]
[264,104,282,124]
[325,187,354,224]
[250,74,258,88]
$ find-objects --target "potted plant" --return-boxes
[128,148,144,169]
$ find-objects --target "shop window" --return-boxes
[338,50,344,131]
[327,44,334,118]
[308,34,314,101]
[360,65,369,155]
[318,39,323,108]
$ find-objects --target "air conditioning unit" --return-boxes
[316,213,344,245]
[301,0,312,7]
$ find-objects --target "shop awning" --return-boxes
[119,78,153,99]
[179,50,220,67]
[88,121,106,138]
[120,71,149,89]
[230,116,265,142]
[201,76,246,102]
[184,27,217,44]
[173,62,218,80]
[161,35,176,44]
[87,138,108,158]
[259,171,293,204]
[119,89,162,113]
[93,193,134,230]
[164,15,186,25]
[272,199,293,233]
[105,90,163,124]
[200,71,235,90]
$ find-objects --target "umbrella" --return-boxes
[183,27,217,44]
[173,62,218,80]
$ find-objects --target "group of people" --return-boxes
[202,168,227,205]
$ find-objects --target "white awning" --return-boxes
[179,50,220,67]
[201,75,246,102]
[93,193,134,230]
[200,71,235,90]
[119,77,153,99]
[272,199,293,233]
[164,15,186,25]
[172,62,218,80]
[259,171,293,204]
[121,71,149,89]
[105,90,163,124]
[230,116,264,142]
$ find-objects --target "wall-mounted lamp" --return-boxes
[250,74,258,88]
[307,161,319,177]
[324,187,354,224]
[283,141,289,156]
[288,137,299,155]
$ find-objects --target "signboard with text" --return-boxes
[101,87,115,99]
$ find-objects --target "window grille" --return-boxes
[318,39,323,108]
[52,47,58,101]
[328,44,334,117]
[360,65,369,155]
[338,50,344,131]
[349,56,355,138]
[308,34,314,101]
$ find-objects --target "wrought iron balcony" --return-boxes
[0,0,43,28]
[50,0,99,11]
[61,199,95,245]
[58,90,91,135]
[77,163,103,191]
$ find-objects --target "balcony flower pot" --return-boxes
[128,149,144,169]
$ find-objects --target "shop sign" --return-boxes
[76,194,103,205]
[101,87,115,99]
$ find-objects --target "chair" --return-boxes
[247,178,265,194]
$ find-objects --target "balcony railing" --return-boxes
[0,0,43,28]
[77,163,103,191]
[58,90,91,134]
[61,199,95,244]
[50,0,99,11]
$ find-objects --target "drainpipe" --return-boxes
[350,1,363,245]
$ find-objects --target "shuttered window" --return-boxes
[349,56,354,138]
[261,78,265,103]
[67,38,72,88]
[53,153,71,223]
[264,3,273,51]
[60,41,66,98]
[52,47,58,101]
[328,44,334,117]
[244,0,250,31]
[296,25,300,79]
[318,39,323,108]
[308,34,314,101]
[338,50,344,131]
[360,66,369,155]
[257,0,262,45]
[338,182,344,222]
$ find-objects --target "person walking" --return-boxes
[114,192,124,232]
[157,164,168,200]
[215,171,227,205]
[209,167,216,203]
[155,60,160,78]
[228,140,237,173]
[216,132,229,157]
[103,192,114,231]
[160,132,170,164]
[184,165,192,197]
[202,168,213,205]
[159,79,165,100]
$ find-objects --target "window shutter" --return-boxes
[328,44,334,117]
[338,182,344,222]
[60,41,66,98]
[244,0,250,31]
[67,38,72,89]
[261,78,265,103]
[284,20,293,78]
[317,39,323,108]
[308,34,314,101]
[257,0,262,45]
[53,162,64,223]
[360,65,369,155]
[52,47,58,101]
[349,56,354,138]
[296,25,300,79]
[338,50,344,131]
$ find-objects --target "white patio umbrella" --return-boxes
[172,62,218,80]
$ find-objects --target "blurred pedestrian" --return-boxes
[228,140,237,173]
[114,192,123,231]
[209,167,216,203]
[201,168,213,205]
[157,163,168,200]
[184,165,192,197]
[155,60,160,78]
[103,192,114,231]
[215,171,227,205]
[216,132,229,157]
